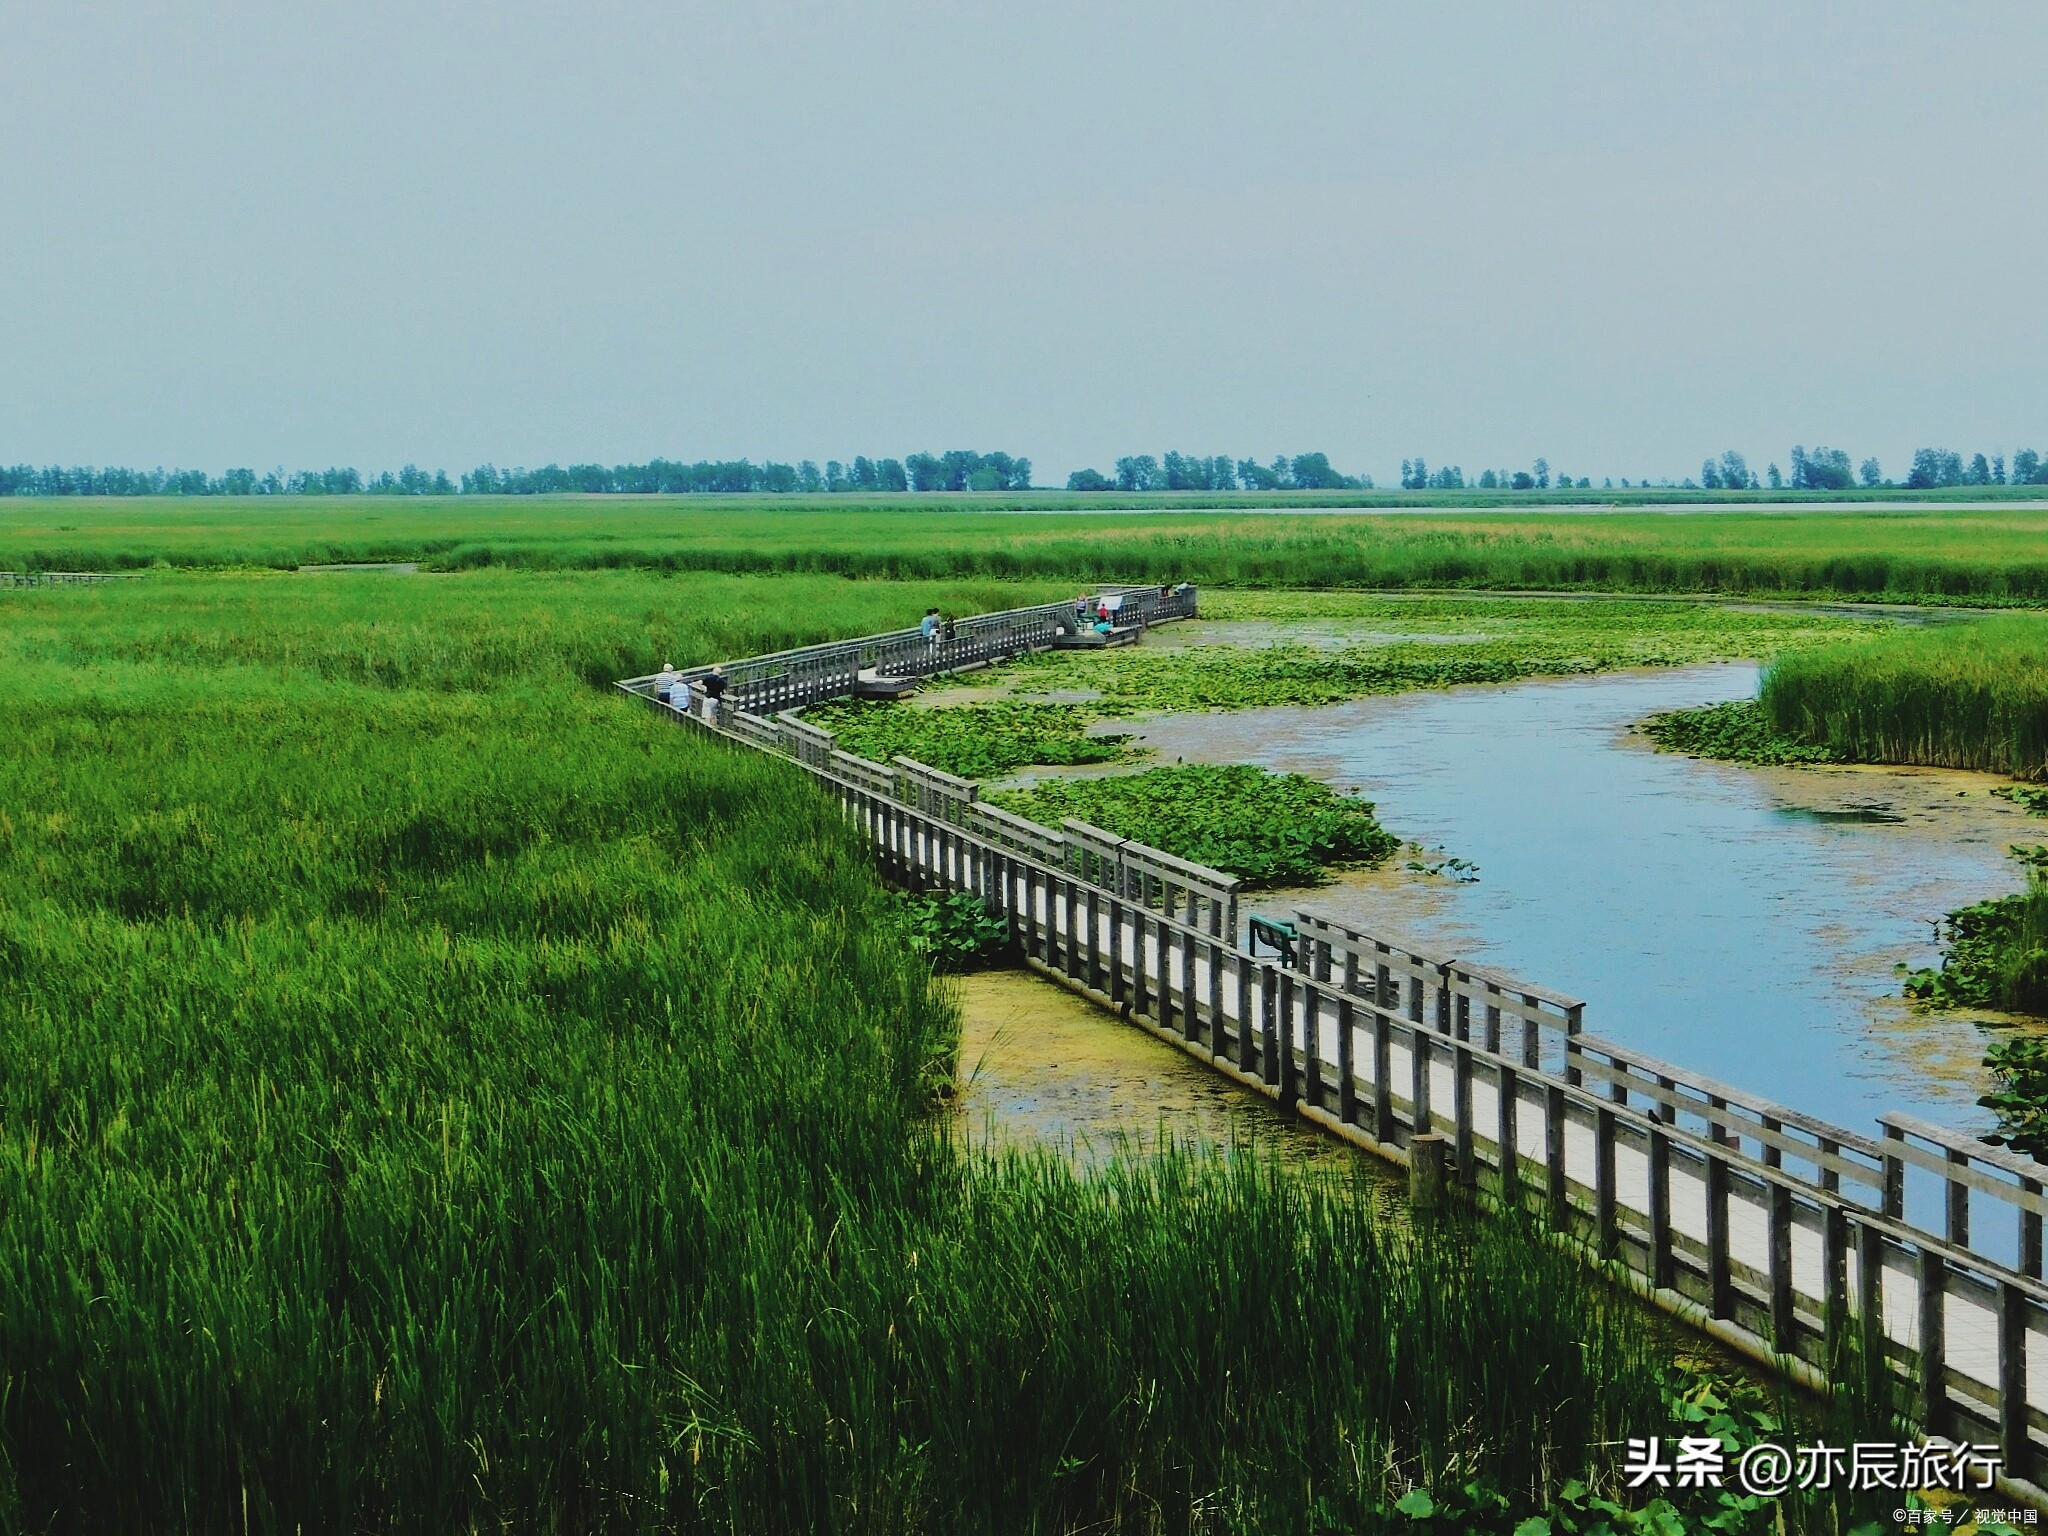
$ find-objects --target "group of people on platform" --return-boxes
[652,662,726,720]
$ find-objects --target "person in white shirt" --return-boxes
[655,662,677,705]
[675,675,694,715]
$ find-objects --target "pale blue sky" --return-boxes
[3,2,2043,484]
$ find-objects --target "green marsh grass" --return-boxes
[1761,614,2048,777]
[13,495,2048,605]
[0,569,1716,1531]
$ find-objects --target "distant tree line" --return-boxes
[1901,448,2048,488]
[6,441,2047,497]
[1066,452,1371,492]
[0,464,456,497]
[1689,445,2048,492]
[0,450,1032,497]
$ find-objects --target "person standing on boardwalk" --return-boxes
[700,666,727,721]
[920,608,941,645]
[675,673,694,715]
[655,661,677,705]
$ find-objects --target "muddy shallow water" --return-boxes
[952,969,1355,1166]
[1117,661,2037,1133]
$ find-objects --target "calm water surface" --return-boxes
[1125,662,2038,1134]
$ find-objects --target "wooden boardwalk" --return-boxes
[622,586,2048,1507]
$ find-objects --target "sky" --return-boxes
[3,2,2044,486]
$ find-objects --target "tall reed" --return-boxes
[0,571,1687,1530]
[1762,614,2048,776]
[13,497,2048,604]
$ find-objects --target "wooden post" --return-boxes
[1301,981,1324,1111]
[2000,1279,2029,1480]
[1107,900,1126,1007]
[1545,1084,1568,1231]
[1411,1026,1432,1136]
[1276,971,1298,1108]
[2026,1178,2045,1280]
[1823,1204,1849,1365]
[1498,1064,1520,1206]
[1594,1105,1617,1258]
[1919,1248,1947,1435]
[1454,1042,1475,1188]
[1261,965,1282,1091]
[1882,1123,1905,1220]
[1858,1220,1886,1395]
[1084,885,1102,993]
[1208,940,1226,1058]
[1705,1153,1732,1320]
[1181,925,1200,1044]
[1410,1133,1449,1217]
[1647,1127,1673,1290]
[1238,954,1258,1076]
[1945,1148,1970,1249]
[1373,1009,1393,1144]
[1132,914,1150,1017]
[1337,997,1357,1127]
[1155,916,1174,1032]
[1769,1181,1795,1351]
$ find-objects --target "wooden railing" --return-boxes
[0,570,133,587]
[617,587,2048,1506]
[653,584,1195,716]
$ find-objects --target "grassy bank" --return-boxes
[12,496,2048,604]
[2,568,1801,1531]
[1638,700,1845,767]
[1761,614,2048,777]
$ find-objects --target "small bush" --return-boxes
[898,889,1013,971]
[1906,883,2048,1016]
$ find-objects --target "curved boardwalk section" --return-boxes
[621,584,2048,1507]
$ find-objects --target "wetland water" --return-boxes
[952,970,1355,1167]
[1121,661,2034,1133]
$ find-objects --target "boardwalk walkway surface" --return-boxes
[622,586,2048,1506]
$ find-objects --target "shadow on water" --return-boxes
[1776,804,1908,825]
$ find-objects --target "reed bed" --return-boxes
[12,496,2048,604]
[0,569,1836,1530]
[1762,614,2048,777]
